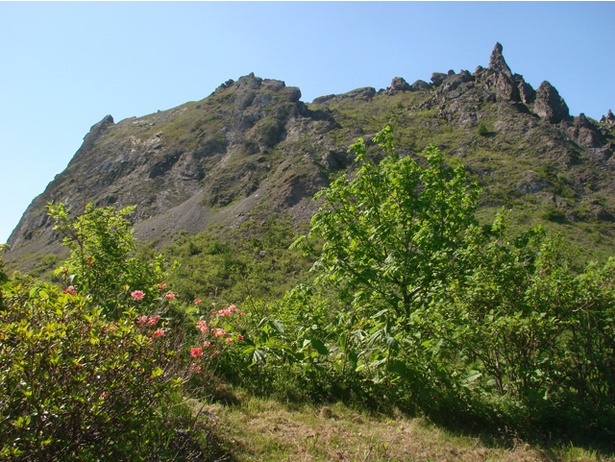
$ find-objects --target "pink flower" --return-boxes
[165,292,175,300]
[63,286,77,296]
[157,283,167,289]
[203,341,211,348]
[226,337,233,343]
[213,328,226,338]
[147,315,161,327]
[131,290,145,301]
[137,315,148,325]
[196,320,208,333]
[190,363,202,373]
[190,347,203,358]
[237,334,244,341]
[153,329,165,338]
[194,298,202,305]
[217,306,235,316]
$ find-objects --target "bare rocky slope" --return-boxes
[6,43,615,271]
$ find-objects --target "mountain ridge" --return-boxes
[6,43,615,272]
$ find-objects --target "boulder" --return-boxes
[410,79,431,91]
[389,77,411,92]
[430,72,447,86]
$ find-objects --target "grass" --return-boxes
[194,394,614,462]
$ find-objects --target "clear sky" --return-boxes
[1,1,614,244]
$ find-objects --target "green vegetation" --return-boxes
[2,128,615,460]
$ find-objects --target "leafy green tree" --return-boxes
[299,125,481,319]
[289,127,615,442]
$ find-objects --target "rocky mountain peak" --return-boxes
[488,42,513,78]
[5,46,615,273]
[74,115,115,159]
[601,109,615,125]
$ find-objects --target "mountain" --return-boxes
[6,43,615,271]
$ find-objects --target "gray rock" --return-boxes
[389,77,411,92]
[514,74,536,104]
[410,80,431,91]
[483,42,520,102]
[534,81,570,124]
[570,113,604,148]
[488,42,513,78]
[431,72,447,86]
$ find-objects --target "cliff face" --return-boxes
[7,44,615,270]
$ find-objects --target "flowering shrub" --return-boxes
[0,278,187,460]
[0,204,220,460]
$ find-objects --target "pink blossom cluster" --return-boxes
[153,329,165,338]
[216,304,243,317]
[131,290,145,301]
[137,315,161,327]
[190,305,245,364]
[63,286,77,296]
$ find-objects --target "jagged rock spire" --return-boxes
[488,42,513,78]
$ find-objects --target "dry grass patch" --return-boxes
[196,396,611,462]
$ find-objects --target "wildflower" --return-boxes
[131,290,145,301]
[203,341,211,348]
[195,298,202,305]
[213,328,226,338]
[165,292,175,300]
[157,283,167,289]
[190,347,203,358]
[196,320,208,333]
[153,329,165,338]
[63,286,77,296]
[190,363,202,373]
[237,334,244,341]
[147,315,161,327]
[217,305,236,316]
[137,315,148,325]
[226,337,233,343]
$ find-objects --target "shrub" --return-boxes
[0,277,188,460]
[0,204,217,460]
[476,120,490,136]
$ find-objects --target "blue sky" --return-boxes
[1,1,614,244]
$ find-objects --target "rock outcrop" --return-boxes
[389,77,411,93]
[534,81,571,124]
